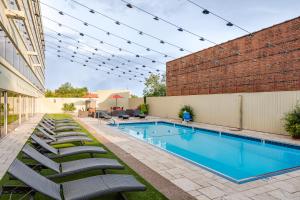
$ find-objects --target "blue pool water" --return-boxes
[112,122,300,183]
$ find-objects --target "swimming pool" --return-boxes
[111,121,300,183]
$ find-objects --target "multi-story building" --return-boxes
[0,0,45,137]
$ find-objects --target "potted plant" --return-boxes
[62,103,76,113]
[284,103,300,139]
[138,104,149,115]
[178,105,194,121]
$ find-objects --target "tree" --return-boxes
[143,74,166,97]
[45,82,88,98]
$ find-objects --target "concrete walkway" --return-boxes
[0,114,43,179]
[78,117,300,200]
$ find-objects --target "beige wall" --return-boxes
[38,91,300,135]
[95,90,130,110]
[128,98,144,109]
[37,90,131,113]
[146,94,241,128]
[140,91,300,135]
[242,91,300,134]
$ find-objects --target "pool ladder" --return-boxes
[110,118,116,125]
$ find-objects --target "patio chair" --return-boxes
[1,159,146,200]
[34,128,92,145]
[42,121,81,132]
[38,123,87,138]
[111,110,121,117]
[125,109,135,117]
[117,111,130,119]
[101,111,112,120]
[30,135,106,158]
[183,111,192,123]
[133,110,146,119]
[22,144,124,178]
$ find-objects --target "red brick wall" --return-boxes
[166,17,300,96]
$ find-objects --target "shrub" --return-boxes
[139,104,149,114]
[62,103,76,112]
[178,105,194,121]
[284,103,300,138]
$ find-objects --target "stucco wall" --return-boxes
[142,91,300,135]
[37,90,131,113]
[128,98,144,109]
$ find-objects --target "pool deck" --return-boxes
[0,114,43,179]
[78,116,300,200]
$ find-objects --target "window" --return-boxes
[7,92,20,133]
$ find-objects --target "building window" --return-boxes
[7,92,20,133]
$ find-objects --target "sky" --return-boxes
[41,0,300,96]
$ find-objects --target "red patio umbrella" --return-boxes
[111,94,123,107]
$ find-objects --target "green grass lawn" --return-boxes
[0,114,168,200]
[0,114,18,126]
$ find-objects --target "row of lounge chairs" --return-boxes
[0,116,146,200]
[97,109,146,120]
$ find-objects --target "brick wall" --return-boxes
[166,17,300,96]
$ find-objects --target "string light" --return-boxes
[120,0,217,45]
[56,0,192,53]
[120,0,289,63]
[40,2,176,57]
[47,48,144,82]
[185,0,251,34]
[45,29,160,73]
[46,41,148,77]
[42,0,286,78]
[43,16,166,65]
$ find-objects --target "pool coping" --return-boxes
[110,120,300,184]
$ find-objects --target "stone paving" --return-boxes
[0,114,43,179]
[79,117,300,200]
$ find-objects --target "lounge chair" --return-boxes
[101,111,112,120]
[22,144,124,178]
[43,119,80,127]
[42,121,81,132]
[118,111,130,119]
[43,118,79,127]
[30,135,106,158]
[133,110,146,118]
[38,123,87,138]
[45,117,74,123]
[125,109,135,117]
[34,128,92,145]
[1,159,146,200]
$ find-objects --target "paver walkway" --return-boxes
[78,117,300,200]
[0,114,43,179]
